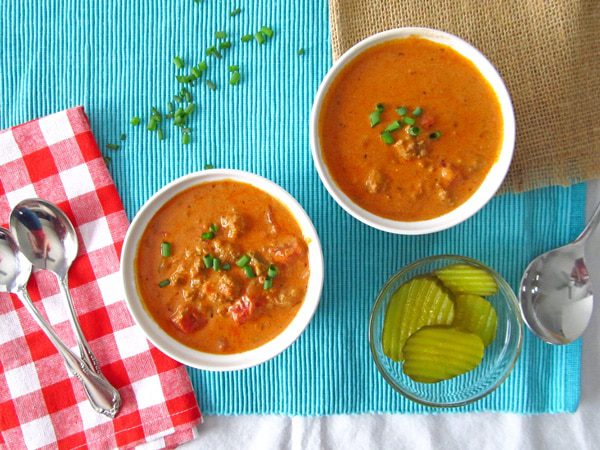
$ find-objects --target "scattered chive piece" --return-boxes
[412,106,423,116]
[176,75,188,84]
[212,257,221,271]
[158,279,171,288]
[230,7,241,16]
[255,31,266,45]
[222,263,231,271]
[297,48,305,56]
[396,106,407,116]
[263,278,273,290]
[229,65,239,72]
[236,254,250,267]
[203,254,213,269]
[172,56,185,69]
[210,223,218,233]
[215,31,227,39]
[168,102,175,113]
[230,71,241,85]
[173,116,185,127]
[376,103,384,112]
[206,46,222,59]
[173,95,183,103]
[243,265,256,278]
[408,126,421,136]
[429,131,442,139]
[204,164,214,170]
[380,131,394,145]
[206,80,217,91]
[182,132,191,145]
[191,67,202,78]
[197,61,208,71]
[219,41,232,50]
[147,118,158,131]
[119,133,127,141]
[106,143,120,151]
[161,241,172,257]
[241,34,253,42]
[267,264,278,278]
[403,116,416,126]
[369,110,381,127]
[130,116,141,126]
[384,121,401,132]
[260,26,274,38]
[185,103,195,115]
[201,231,214,240]
[157,129,164,141]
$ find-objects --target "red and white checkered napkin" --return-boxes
[0,107,202,449]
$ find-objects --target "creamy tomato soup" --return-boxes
[319,37,503,221]
[135,180,309,354]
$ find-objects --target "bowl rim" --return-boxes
[368,254,524,407]
[309,27,516,235]
[120,169,325,371]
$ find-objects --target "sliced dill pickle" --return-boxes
[435,264,498,296]
[454,294,498,346]
[382,276,455,362]
[402,327,484,383]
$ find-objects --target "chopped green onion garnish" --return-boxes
[263,278,273,290]
[229,65,239,72]
[172,56,185,69]
[384,121,401,132]
[168,102,175,113]
[241,34,254,42]
[369,110,381,127]
[197,61,208,71]
[157,129,164,141]
[158,279,171,288]
[297,48,305,56]
[260,26,274,38]
[173,95,183,103]
[106,143,119,151]
[130,116,141,126]
[204,164,214,170]
[206,46,222,59]
[201,231,214,240]
[230,7,241,16]
[255,31,266,45]
[206,80,217,91]
[147,118,158,131]
[203,254,213,269]
[161,241,172,257]
[222,263,231,271]
[429,131,442,139]
[412,107,423,116]
[185,103,195,115]
[182,132,191,145]
[215,31,227,39]
[191,67,202,78]
[230,71,241,85]
[212,257,221,271]
[210,223,218,233]
[376,103,384,112]
[267,264,278,278]
[402,117,415,126]
[219,41,232,50]
[236,254,250,267]
[243,265,256,278]
[380,131,394,145]
[173,116,185,127]
[408,126,421,136]
[396,106,407,116]
[119,133,126,141]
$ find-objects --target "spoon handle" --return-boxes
[59,277,104,375]
[16,289,121,418]
[576,200,600,244]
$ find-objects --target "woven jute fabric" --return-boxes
[329,0,600,192]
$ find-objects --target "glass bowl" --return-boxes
[369,255,523,407]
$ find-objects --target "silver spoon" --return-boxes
[0,227,120,417]
[519,201,600,344]
[10,199,109,379]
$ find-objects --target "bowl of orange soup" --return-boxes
[120,170,324,370]
[310,28,515,234]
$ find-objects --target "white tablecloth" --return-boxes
[187,181,600,450]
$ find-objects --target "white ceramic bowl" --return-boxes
[120,169,324,371]
[310,27,516,235]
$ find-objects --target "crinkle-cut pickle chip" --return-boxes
[382,276,455,362]
[454,294,498,346]
[403,327,484,383]
[435,264,498,296]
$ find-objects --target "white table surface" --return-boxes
[186,180,600,450]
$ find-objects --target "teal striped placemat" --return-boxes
[1,0,582,415]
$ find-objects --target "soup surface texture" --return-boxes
[319,37,503,221]
[135,180,309,354]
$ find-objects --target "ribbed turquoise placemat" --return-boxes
[1,0,583,415]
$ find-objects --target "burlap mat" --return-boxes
[329,0,600,192]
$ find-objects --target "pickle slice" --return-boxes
[402,327,484,383]
[435,264,498,296]
[382,276,455,361]
[454,294,498,346]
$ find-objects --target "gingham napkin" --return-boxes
[0,107,202,449]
